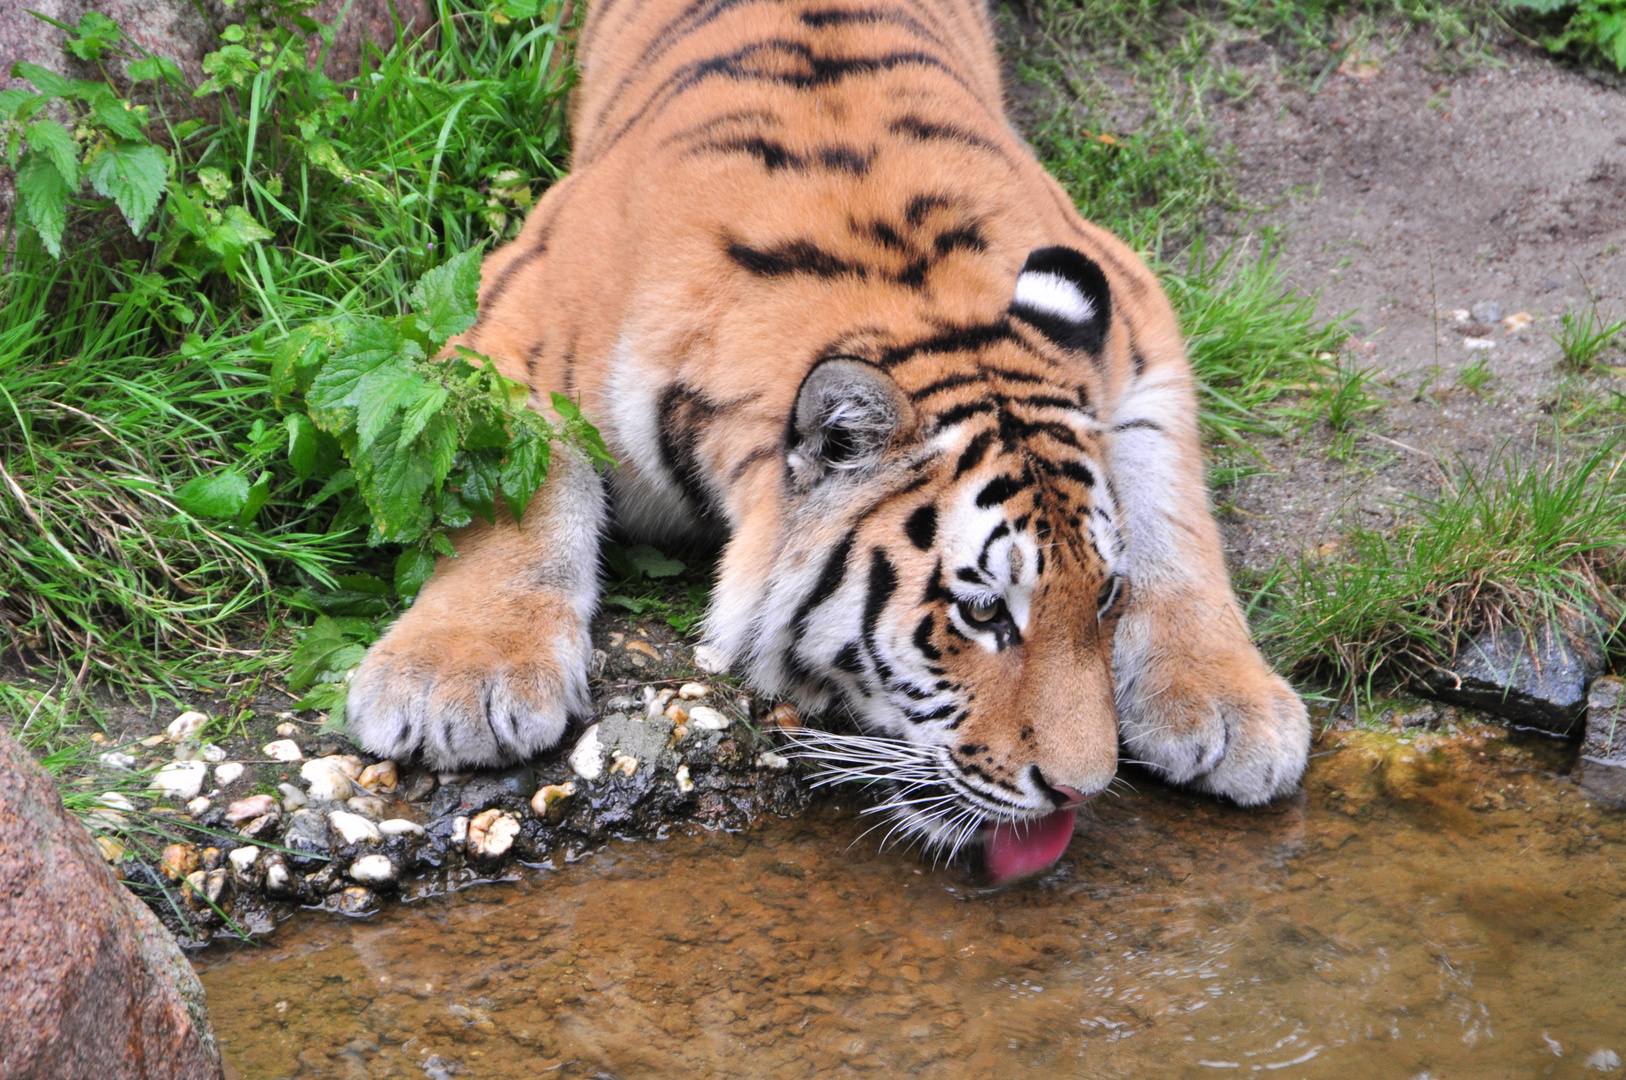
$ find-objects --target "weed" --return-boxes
[1554,300,1626,370]
[1259,441,1626,701]
[1316,354,1382,432]
[1507,0,1626,71]
[1457,353,1495,394]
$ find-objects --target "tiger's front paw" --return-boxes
[346,593,591,772]
[1116,645,1310,806]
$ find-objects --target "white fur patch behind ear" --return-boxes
[1013,271,1095,325]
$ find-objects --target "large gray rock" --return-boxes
[0,724,223,1080]
[1423,621,1603,734]
[1579,676,1626,805]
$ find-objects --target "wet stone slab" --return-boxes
[1581,676,1626,806]
[194,724,1626,1080]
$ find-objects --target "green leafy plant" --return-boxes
[1554,298,1626,369]
[1509,0,1626,71]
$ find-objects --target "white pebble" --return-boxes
[201,742,227,763]
[678,682,710,700]
[148,760,207,801]
[277,782,308,810]
[451,815,469,846]
[85,792,134,832]
[675,764,694,794]
[275,721,298,737]
[213,762,244,786]
[467,809,519,859]
[265,860,293,895]
[1588,1048,1622,1072]
[688,706,729,731]
[609,752,638,777]
[301,758,356,802]
[98,751,137,770]
[328,810,381,844]
[755,751,790,770]
[378,818,425,837]
[569,724,605,780]
[166,711,209,741]
[228,845,260,883]
[691,644,728,673]
[186,796,212,817]
[349,854,396,885]
[346,795,387,819]
[263,739,303,762]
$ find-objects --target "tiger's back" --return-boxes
[348,0,1311,878]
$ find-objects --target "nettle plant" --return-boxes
[3,5,602,716]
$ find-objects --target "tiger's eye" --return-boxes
[965,598,1000,624]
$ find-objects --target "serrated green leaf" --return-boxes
[175,469,250,518]
[25,120,78,189]
[457,450,502,523]
[355,361,432,453]
[289,615,370,692]
[394,548,437,599]
[238,471,272,525]
[0,89,40,121]
[356,414,437,540]
[16,152,69,257]
[627,544,686,578]
[436,488,474,529]
[500,429,550,521]
[66,11,121,61]
[306,319,408,427]
[128,56,185,86]
[408,249,482,342]
[11,63,69,99]
[398,383,450,449]
[305,467,357,508]
[90,97,145,140]
[87,141,168,234]
[286,413,318,479]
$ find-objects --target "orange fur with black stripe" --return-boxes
[347,0,1310,853]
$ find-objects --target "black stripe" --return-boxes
[728,444,779,482]
[832,640,864,674]
[727,238,868,279]
[860,547,899,678]
[907,701,957,722]
[791,533,855,637]
[889,114,1005,157]
[656,383,729,516]
[911,372,982,399]
[1112,418,1164,433]
[878,321,1016,369]
[935,400,995,429]
[976,521,1009,571]
[912,614,941,660]
[905,504,937,549]
[975,472,1027,508]
[953,429,993,478]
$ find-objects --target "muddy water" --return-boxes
[197,727,1626,1079]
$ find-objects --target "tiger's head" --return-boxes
[713,244,1131,881]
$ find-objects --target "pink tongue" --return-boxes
[983,807,1077,885]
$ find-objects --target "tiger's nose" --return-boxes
[1033,769,1098,809]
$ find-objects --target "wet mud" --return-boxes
[197,726,1626,1078]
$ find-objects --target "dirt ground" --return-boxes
[1199,30,1626,571]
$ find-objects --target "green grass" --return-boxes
[1555,299,1626,370]
[1257,442,1626,700]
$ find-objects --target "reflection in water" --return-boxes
[197,727,1626,1078]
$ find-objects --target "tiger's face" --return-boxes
[721,246,1128,877]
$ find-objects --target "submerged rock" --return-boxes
[0,723,224,1078]
[1580,677,1626,806]
[1423,621,1603,733]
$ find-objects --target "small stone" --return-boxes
[348,854,396,885]
[166,711,210,741]
[378,818,426,837]
[89,732,105,743]
[139,734,165,748]
[225,794,276,825]
[1463,336,1495,351]
[678,682,710,700]
[401,770,437,803]
[186,797,212,818]
[1587,1048,1622,1072]
[228,845,260,884]
[451,816,470,847]
[530,782,576,822]
[263,739,303,762]
[239,812,281,841]
[160,843,200,881]
[328,810,382,845]
[97,751,137,770]
[170,740,204,763]
[609,752,638,777]
[96,836,126,864]
[301,758,357,802]
[275,722,298,737]
[200,846,223,871]
[338,887,380,916]
[467,808,520,860]
[200,743,227,763]
[263,854,296,897]
[278,782,308,810]
[213,761,244,786]
[569,724,605,780]
[357,760,398,793]
[284,808,332,855]
[1580,676,1626,806]
[768,703,801,730]
[1504,311,1534,333]
[1471,300,1503,324]
[692,644,728,673]
[626,640,662,663]
[346,795,387,819]
[84,792,134,832]
[665,702,691,725]
[148,760,208,801]
[1424,620,1602,733]
[688,706,729,731]
[326,755,365,780]
[675,764,695,794]
[756,751,791,770]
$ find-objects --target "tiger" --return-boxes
[345,0,1311,881]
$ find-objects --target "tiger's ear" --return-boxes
[1008,246,1111,355]
[788,357,914,488]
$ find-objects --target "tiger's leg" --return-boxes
[345,446,606,771]
[1105,363,1310,806]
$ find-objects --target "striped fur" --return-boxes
[346,0,1311,846]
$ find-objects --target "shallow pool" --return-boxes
[197,725,1626,1078]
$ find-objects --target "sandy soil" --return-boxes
[1207,30,1626,571]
